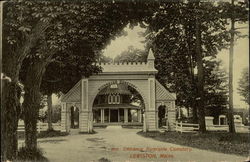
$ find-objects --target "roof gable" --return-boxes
[155,80,176,101]
[61,80,81,102]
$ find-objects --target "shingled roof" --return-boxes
[98,83,131,95]
[61,80,81,102]
[155,80,176,101]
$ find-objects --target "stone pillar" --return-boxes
[146,77,157,131]
[167,101,176,131]
[138,109,142,123]
[143,114,146,132]
[178,106,181,119]
[124,109,128,123]
[205,116,214,126]
[79,78,93,133]
[61,102,67,132]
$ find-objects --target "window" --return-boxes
[108,95,112,104]
[108,94,120,104]
[116,95,120,104]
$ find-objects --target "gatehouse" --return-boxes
[60,49,176,133]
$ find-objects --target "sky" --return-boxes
[102,24,249,108]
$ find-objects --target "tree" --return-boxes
[218,0,248,133]
[19,0,159,152]
[2,1,57,159]
[204,59,229,122]
[228,0,237,133]
[238,67,249,105]
[144,1,234,132]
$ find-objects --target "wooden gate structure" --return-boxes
[60,49,176,133]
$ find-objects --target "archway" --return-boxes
[70,105,79,129]
[158,105,167,128]
[92,82,145,127]
[60,49,176,133]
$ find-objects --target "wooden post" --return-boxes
[101,109,104,123]
[124,109,128,123]
[180,121,183,134]
[109,109,110,123]
[178,106,181,119]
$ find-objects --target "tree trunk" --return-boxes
[1,79,22,161]
[1,55,23,161]
[2,17,49,159]
[195,6,206,133]
[228,0,236,133]
[47,94,53,131]
[192,105,198,123]
[23,60,48,149]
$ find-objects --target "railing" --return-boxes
[174,121,249,133]
[18,122,61,133]
[174,121,199,133]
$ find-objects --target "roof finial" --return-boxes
[147,48,155,60]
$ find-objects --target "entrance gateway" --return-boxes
[60,49,176,133]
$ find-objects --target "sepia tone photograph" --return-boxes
[0,0,249,162]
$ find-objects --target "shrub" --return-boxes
[37,130,69,138]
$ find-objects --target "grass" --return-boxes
[122,125,143,129]
[137,131,250,157]
[94,125,108,128]
[14,146,48,162]
[37,129,69,138]
[79,130,97,134]
[18,130,69,139]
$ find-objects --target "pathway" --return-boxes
[31,126,247,162]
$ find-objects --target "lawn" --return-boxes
[137,131,250,157]
[18,130,69,139]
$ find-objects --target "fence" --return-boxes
[18,122,61,133]
[174,121,199,133]
[174,121,249,133]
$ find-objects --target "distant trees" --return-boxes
[204,59,228,122]
[219,0,249,133]
[114,46,147,62]
[238,67,249,105]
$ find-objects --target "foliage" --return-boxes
[114,45,147,62]
[51,105,61,123]
[238,67,249,104]
[37,130,69,138]
[99,53,113,63]
[145,1,230,108]
[204,59,228,119]
[11,1,159,154]
[38,0,158,95]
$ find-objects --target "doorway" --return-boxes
[110,109,118,122]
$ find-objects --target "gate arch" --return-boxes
[89,80,148,111]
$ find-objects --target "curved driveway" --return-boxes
[35,126,247,162]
